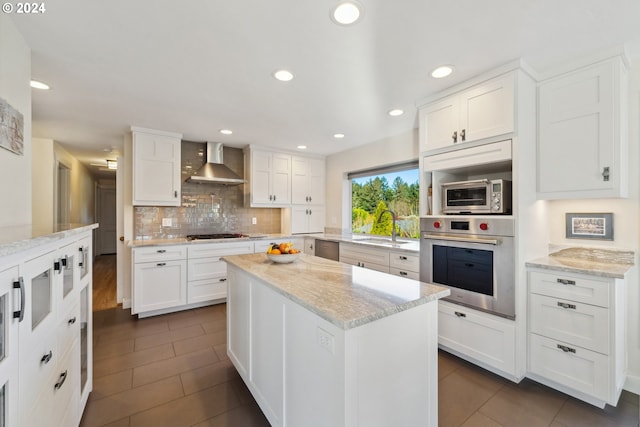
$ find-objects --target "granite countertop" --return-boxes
[525,247,635,279]
[222,253,449,330]
[129,232,420,253]
[0,223,99,258]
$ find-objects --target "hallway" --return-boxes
[93,254,118,311]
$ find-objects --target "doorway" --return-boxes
[94,181,118,311]
[56,162,70,225]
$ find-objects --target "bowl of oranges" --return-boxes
[266,242,302,264]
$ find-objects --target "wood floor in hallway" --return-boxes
[93,254,118,311]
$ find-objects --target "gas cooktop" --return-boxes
[185,233,248,241]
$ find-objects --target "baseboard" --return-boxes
[122,298,131,309]
[624,373,640,395]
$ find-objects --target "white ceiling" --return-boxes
[10,0,640,178]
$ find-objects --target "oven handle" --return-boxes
[422,234,500,246]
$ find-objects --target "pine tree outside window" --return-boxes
[349,163,420,239]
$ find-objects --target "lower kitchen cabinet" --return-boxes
[527,269,626,408]
[340,243,390,273]
[438,300,517,379]
[132,246,188,316]
[389,250,419,279]
[0,266,19,427]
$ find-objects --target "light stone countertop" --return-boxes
[525,247,635,279]
[0,223,99,259]
[222,253,449,330]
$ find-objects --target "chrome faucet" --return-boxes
[379,210,397,242]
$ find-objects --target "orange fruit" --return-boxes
[270,249,281,255]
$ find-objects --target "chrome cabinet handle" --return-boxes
[157,263,166,267]
[460,128,466,141]
[454,311,466,318]
[399,271,408,276]
[54,370,68,390]
[13,277,25,322]
[54,259,62,273]
[557,344,576,354]
[157,249,166,253]
[41,350,53,365]
[399,256,407,260]
[602,166,610,182]
[452,131,457,143]
[219,278,227,282]
[174,190,178,198]
[557,302,576,310]
[556,278,575,286]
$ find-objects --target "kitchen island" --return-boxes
[223,253,449,427]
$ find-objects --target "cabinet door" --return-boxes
[291,157,310,204]
[0,266,19,427]
[58,242,80,314]
[420,96,459,152]
[460,73,514,143]
[307,206,325,233]
[227,268,250,378]
[20,252,57,352]
[538,59,623,198]
[290,206,310,234]
[251,150,274,205]
[309,158,325,205]
[271,153,291,205]
[132,131,181,206]
[133,260,187,314]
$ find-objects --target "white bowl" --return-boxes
[267,252,302,264]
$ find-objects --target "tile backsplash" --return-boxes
[134,142,281,240]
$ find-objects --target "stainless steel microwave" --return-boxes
[441,179,511,214]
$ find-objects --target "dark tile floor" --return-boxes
[80,304,639,427]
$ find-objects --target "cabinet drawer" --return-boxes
[389,252,419,272]
[529,270,610,308]
[58,300,80,360]
[529,333,608,402]
[188,241,255,258]
[133,246,187,263]
[340,256,389,273]
[188,258,226,281]
[340,244,389,266]
[529,294,609,354]
[20,330,59,413]
[188,278,227,304]
[438,301,516,377]
[389,267,419,280]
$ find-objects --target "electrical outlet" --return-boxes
[317,327,335,354]
[252,217,257,225]
[162,218,172,227]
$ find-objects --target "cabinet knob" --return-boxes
[460,128,466,141]
[452,131,458,143]
[602,166,610,182]
[41,350,53,365]
[68,316,77,325]
[174,190,178,198]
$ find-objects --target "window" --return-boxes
[350,162,420,239]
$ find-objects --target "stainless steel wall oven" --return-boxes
[420,216,515,319]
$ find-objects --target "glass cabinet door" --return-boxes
[20,252,56,348]
[0,266,19,427]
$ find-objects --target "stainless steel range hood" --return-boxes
[186,142,246,185]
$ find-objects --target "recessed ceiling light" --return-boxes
[273,69,294,82]
[431,65,454,79]
[30,80,50,90]
[388,109,404,117]
[219,129,233,135]
[331,1,364,25]
[297,145,307,150]
[106,160,118,170]
[333,133,345,139]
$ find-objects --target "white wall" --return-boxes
[325,129,419,232]
[0,16,31,227]
[31,137,55,234]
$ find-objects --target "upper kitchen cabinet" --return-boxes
[291,156,325,205]
[419,72,515,153]
[132,127,183,206]
[244,147,291,207]
[537,56,628,199]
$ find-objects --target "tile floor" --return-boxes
[81,304,640,427]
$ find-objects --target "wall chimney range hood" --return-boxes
[187,142,246,185]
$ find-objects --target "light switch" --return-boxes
[162,218,172,227]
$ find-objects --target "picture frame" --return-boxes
[565,212,613,240]
[0,96,24,155]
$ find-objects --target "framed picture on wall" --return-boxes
[565,213,613,240]
[0,96,24,155]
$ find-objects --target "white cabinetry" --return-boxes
[245,148,291,207]
[537,56,628,199]
[187,241,254,304]
[7,229,94,427]
[389,251,419,280]
[0,266,19,427]
[132,246,187,315]
[289,205,325,234]
[420,72,515,153]
[527,269,625,407]
[291,156,325,205]
[438,300,516,379]
[339,243,390,273]
[132,127,183,206]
